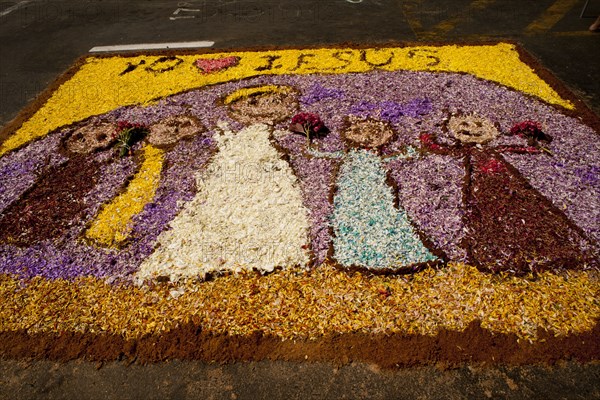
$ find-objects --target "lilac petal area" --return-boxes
[1,68,599,281]
[275,132,339,265]
[277,130,306,154]
[387,154,467,261]
[125,133,217,267]
[108,98,189,127]
[349,101,378,118]
[291,155,338,265]
[348,98,432,125]
[399,98,433,118]
[0,239,109,280]
[503,121,600,245]
[575,165,599,186]
[0,132,67,213]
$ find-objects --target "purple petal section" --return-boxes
[301,83,344,105]
[1,69,598,281]
[503,120,600,245]
[276,132,339,265]
[387,154,467,261]
[0,132,67,213]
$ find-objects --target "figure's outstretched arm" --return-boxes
[382,145,419,163]
[417,132,462,157]
[496,145,551,156]
[304,147,344,160]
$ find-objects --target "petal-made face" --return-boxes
[64,121,117,154]
[227,90,299,126]
[448,114,500,144]
[147,115,206,147]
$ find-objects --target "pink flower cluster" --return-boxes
[194,56,240,74]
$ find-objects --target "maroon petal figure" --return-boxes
[419,114,599,275]
[465,149,597,274]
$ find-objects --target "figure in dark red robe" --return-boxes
[419,114,598,274]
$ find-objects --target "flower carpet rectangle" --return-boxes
[0,43,598,366]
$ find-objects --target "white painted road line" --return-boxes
[170,7,201,20]
[89,41,215,53]
[0,0,32,18]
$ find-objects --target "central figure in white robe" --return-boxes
[137,86,310,282]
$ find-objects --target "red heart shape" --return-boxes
[194,56,240,74]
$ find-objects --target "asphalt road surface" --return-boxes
[1,0,599,126]
[0,0,599,398]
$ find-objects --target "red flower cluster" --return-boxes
[478,158,507,174]
[114,121,149,157]
[116,121,147,134]
[510,121,544,140]
[418,133,442,151]
[290,113,325,134]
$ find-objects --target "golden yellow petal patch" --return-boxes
[223,85,295,105]
[85,144,164,247]
[0,264,597,342]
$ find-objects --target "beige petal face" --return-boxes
[228,92,298,125]
[449,115,499,144]
[342,117,395,148]
[65,122,116,154]
[147,115,206,147]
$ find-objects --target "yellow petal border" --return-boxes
[0,43,573,157]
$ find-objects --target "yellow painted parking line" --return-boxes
[460,31,593,41]
[525,0,579,34]
[401,0,425,34]
[420,0,496,39]
[552,30,595,36]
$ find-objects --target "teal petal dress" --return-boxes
[332,149,437,269]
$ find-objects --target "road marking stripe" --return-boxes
[525,0,579,34]
[0,0,32,17]
[460,31,593,41]
[552,30,595,36]
[89,41,215,53]
[420,0,496,38]
[401,0,426,35]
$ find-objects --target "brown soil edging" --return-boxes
[0,321,598,368]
